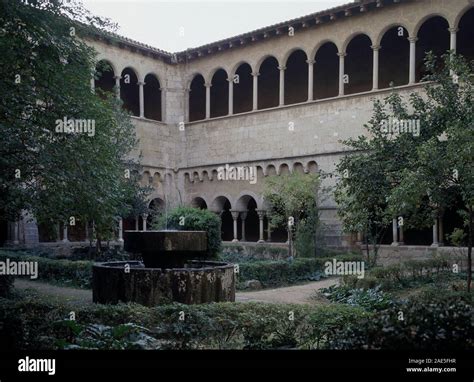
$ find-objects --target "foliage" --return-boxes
[0,275,13,298]
[320,285,394,311]
[263,173,320,257]
[0,0,149,248]
[329,293,473,350]
[153,206,222,258]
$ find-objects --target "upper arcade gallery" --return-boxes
[91,0,474,124]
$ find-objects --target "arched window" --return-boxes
[189,74,205,122]
[345,34,373,94]
[258,56,279,109]
[313,42,339,100]
[144,73,161,121]
[285,50,308,104]
[94,60,115,97]
[457,8,474,61]
[210,69,229,118]
[379,26,409,88]
[233,63,253,114]
[120,67,140,116]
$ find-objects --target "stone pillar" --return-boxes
[371,45,380,90]
[252,72,259,110]
[184,88,190,122]
[408,37,417,84]
[438,215,444,246]
[205,82,211,119]
[230,210,239,242]
[449,27,457,53]
[306,59,315,101]
[227,77,233,115]
[278,66,286,106]
[138,81,145,118]
[267,213,272,242]
[256,210,266,243]
[240,211,247,242]
[431,217,439,247]
[90,77,95,93]
[135,215,139,231]
[118,217,124,243]
[114,75,121,99]
[142,214,148,232]
[391,218,399,246]
[160,87,167,122]
[62,224,69,243]
[338,52,346,96]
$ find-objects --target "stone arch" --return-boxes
[257,55,280,110]
[457,7,474,61]
[342,31,373,53]
[144,73,162,121]
[313,41,339,100]
[413,13,451,37]
[210,68,229,118]
[375,22,410,46]
[285,49,308,104]
[266,164,277,176]
[94,59,115,96]
[120,67,140,116]
[307,160,318,173]
[345,33,373,94]
[189,73,206,122]
[210,195,233,241]
[148,197,165,227]
[293,162,305,174]
[279,163,290,175]
[191,197,208,210]
[379,26,410,88]
[141,171,152,186]
[235,191,262,210]
[233,62,253,114]
[235,194,260,242]
[415,15,450,82]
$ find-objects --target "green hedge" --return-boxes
[237,253,364,288]
[0,251,92,288]
[0,294,368,350]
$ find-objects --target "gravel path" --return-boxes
[14,277,339,306]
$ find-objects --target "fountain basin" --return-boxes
[92,260,235,305]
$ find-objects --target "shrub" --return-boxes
[0,275,13,297]
[154,206,221,258]
[330,293,474,350]
[320,285,394,311]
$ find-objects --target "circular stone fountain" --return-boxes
[92,230,235,305]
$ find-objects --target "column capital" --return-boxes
[204,82,212,88]
[337,52,347,57]
[230,210,240,220]
[306,59,316,65]
[448,27,459,33]
[408,36,418,43]
[239,210,248,220]
[142,213,148,219]
[256,209,266,219]
[277,66,286,71]
[371,45,381,51]
[251,71,260,77]
[137,81,145,86]
[113,75,122,80]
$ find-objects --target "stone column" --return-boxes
[256,210,266,243]
[449,27,458,53]
[371,45,380,90]
[160,87,167,122]
[138,81,145,118]
[205,82,211,119]
[90,77,95,93]
[118,217,124,243]
[278,66,286,106]
[62,224,69,243]
[391,218,399,246]
[142,214,148,232]
[338,52,346,96]
[252,72,259,110]
[306,59,315,101]
[408,37,417,84]
[230,210,239,242]
[431,217,439,247]
[267,213,272,242]
[135,215,139,231]
[240,211,248,242]
[438,215,444,246]
[114,75,121,99]
[184,88,190,122]
[227,77,233,115]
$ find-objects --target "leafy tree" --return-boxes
[263,173,320,258]
[0,0,148,251]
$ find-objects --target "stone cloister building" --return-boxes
[6,0,474,248]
